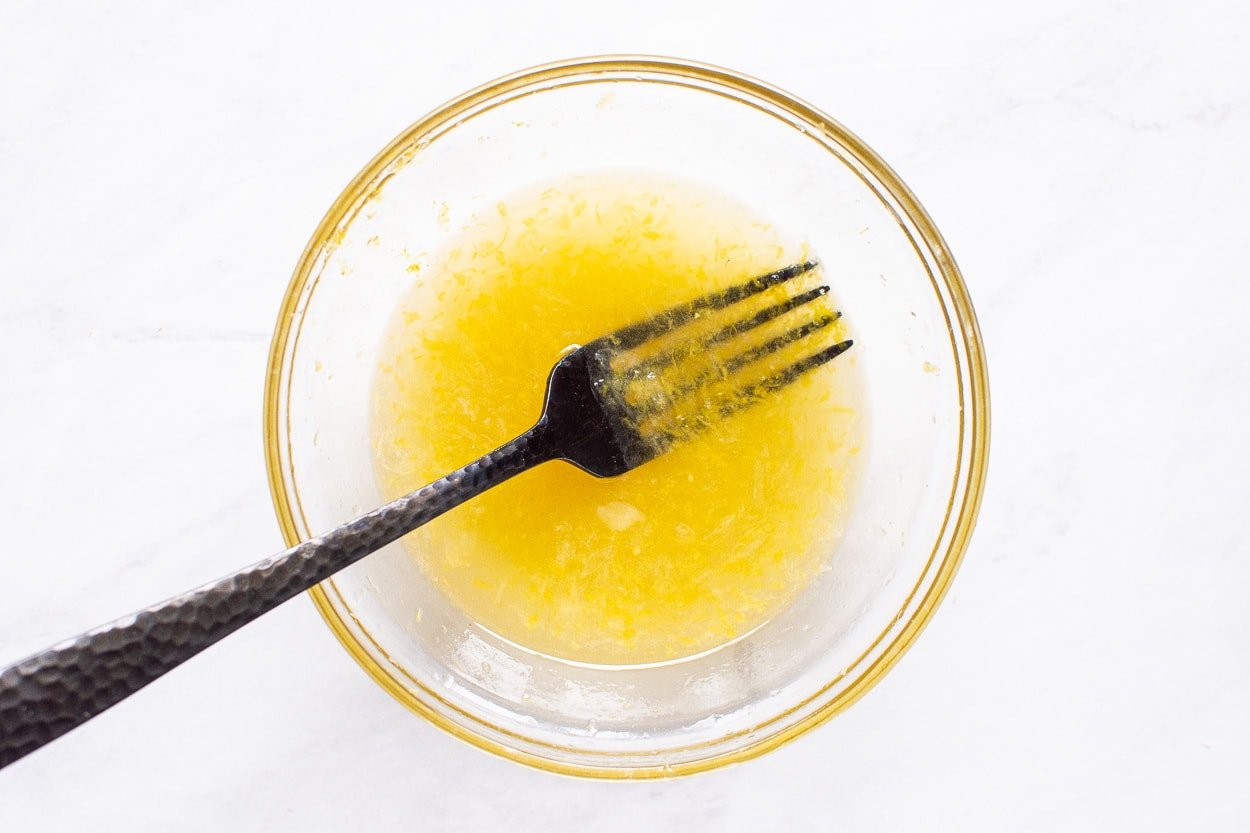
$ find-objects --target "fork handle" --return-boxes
[0,424,558,770]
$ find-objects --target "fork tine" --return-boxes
[720,313,842,376]
[628,285,832,380]
[608,260,819,350]
[703,285,830,348]
[723,339,855,417]
[641,338,854,452]
[635,312,841,413]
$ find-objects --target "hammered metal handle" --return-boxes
[0,426,556,770]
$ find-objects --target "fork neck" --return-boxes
[474,419,564,483]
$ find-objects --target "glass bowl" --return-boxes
[264,56,989,777]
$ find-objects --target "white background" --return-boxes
[2,1,1248,829]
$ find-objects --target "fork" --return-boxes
[0,260,852,770]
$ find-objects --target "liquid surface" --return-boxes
[371,174,863,664]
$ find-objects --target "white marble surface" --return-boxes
[2,0,1248,829]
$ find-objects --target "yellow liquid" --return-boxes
[371,174,863,664]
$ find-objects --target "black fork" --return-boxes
[0,261,852,770]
